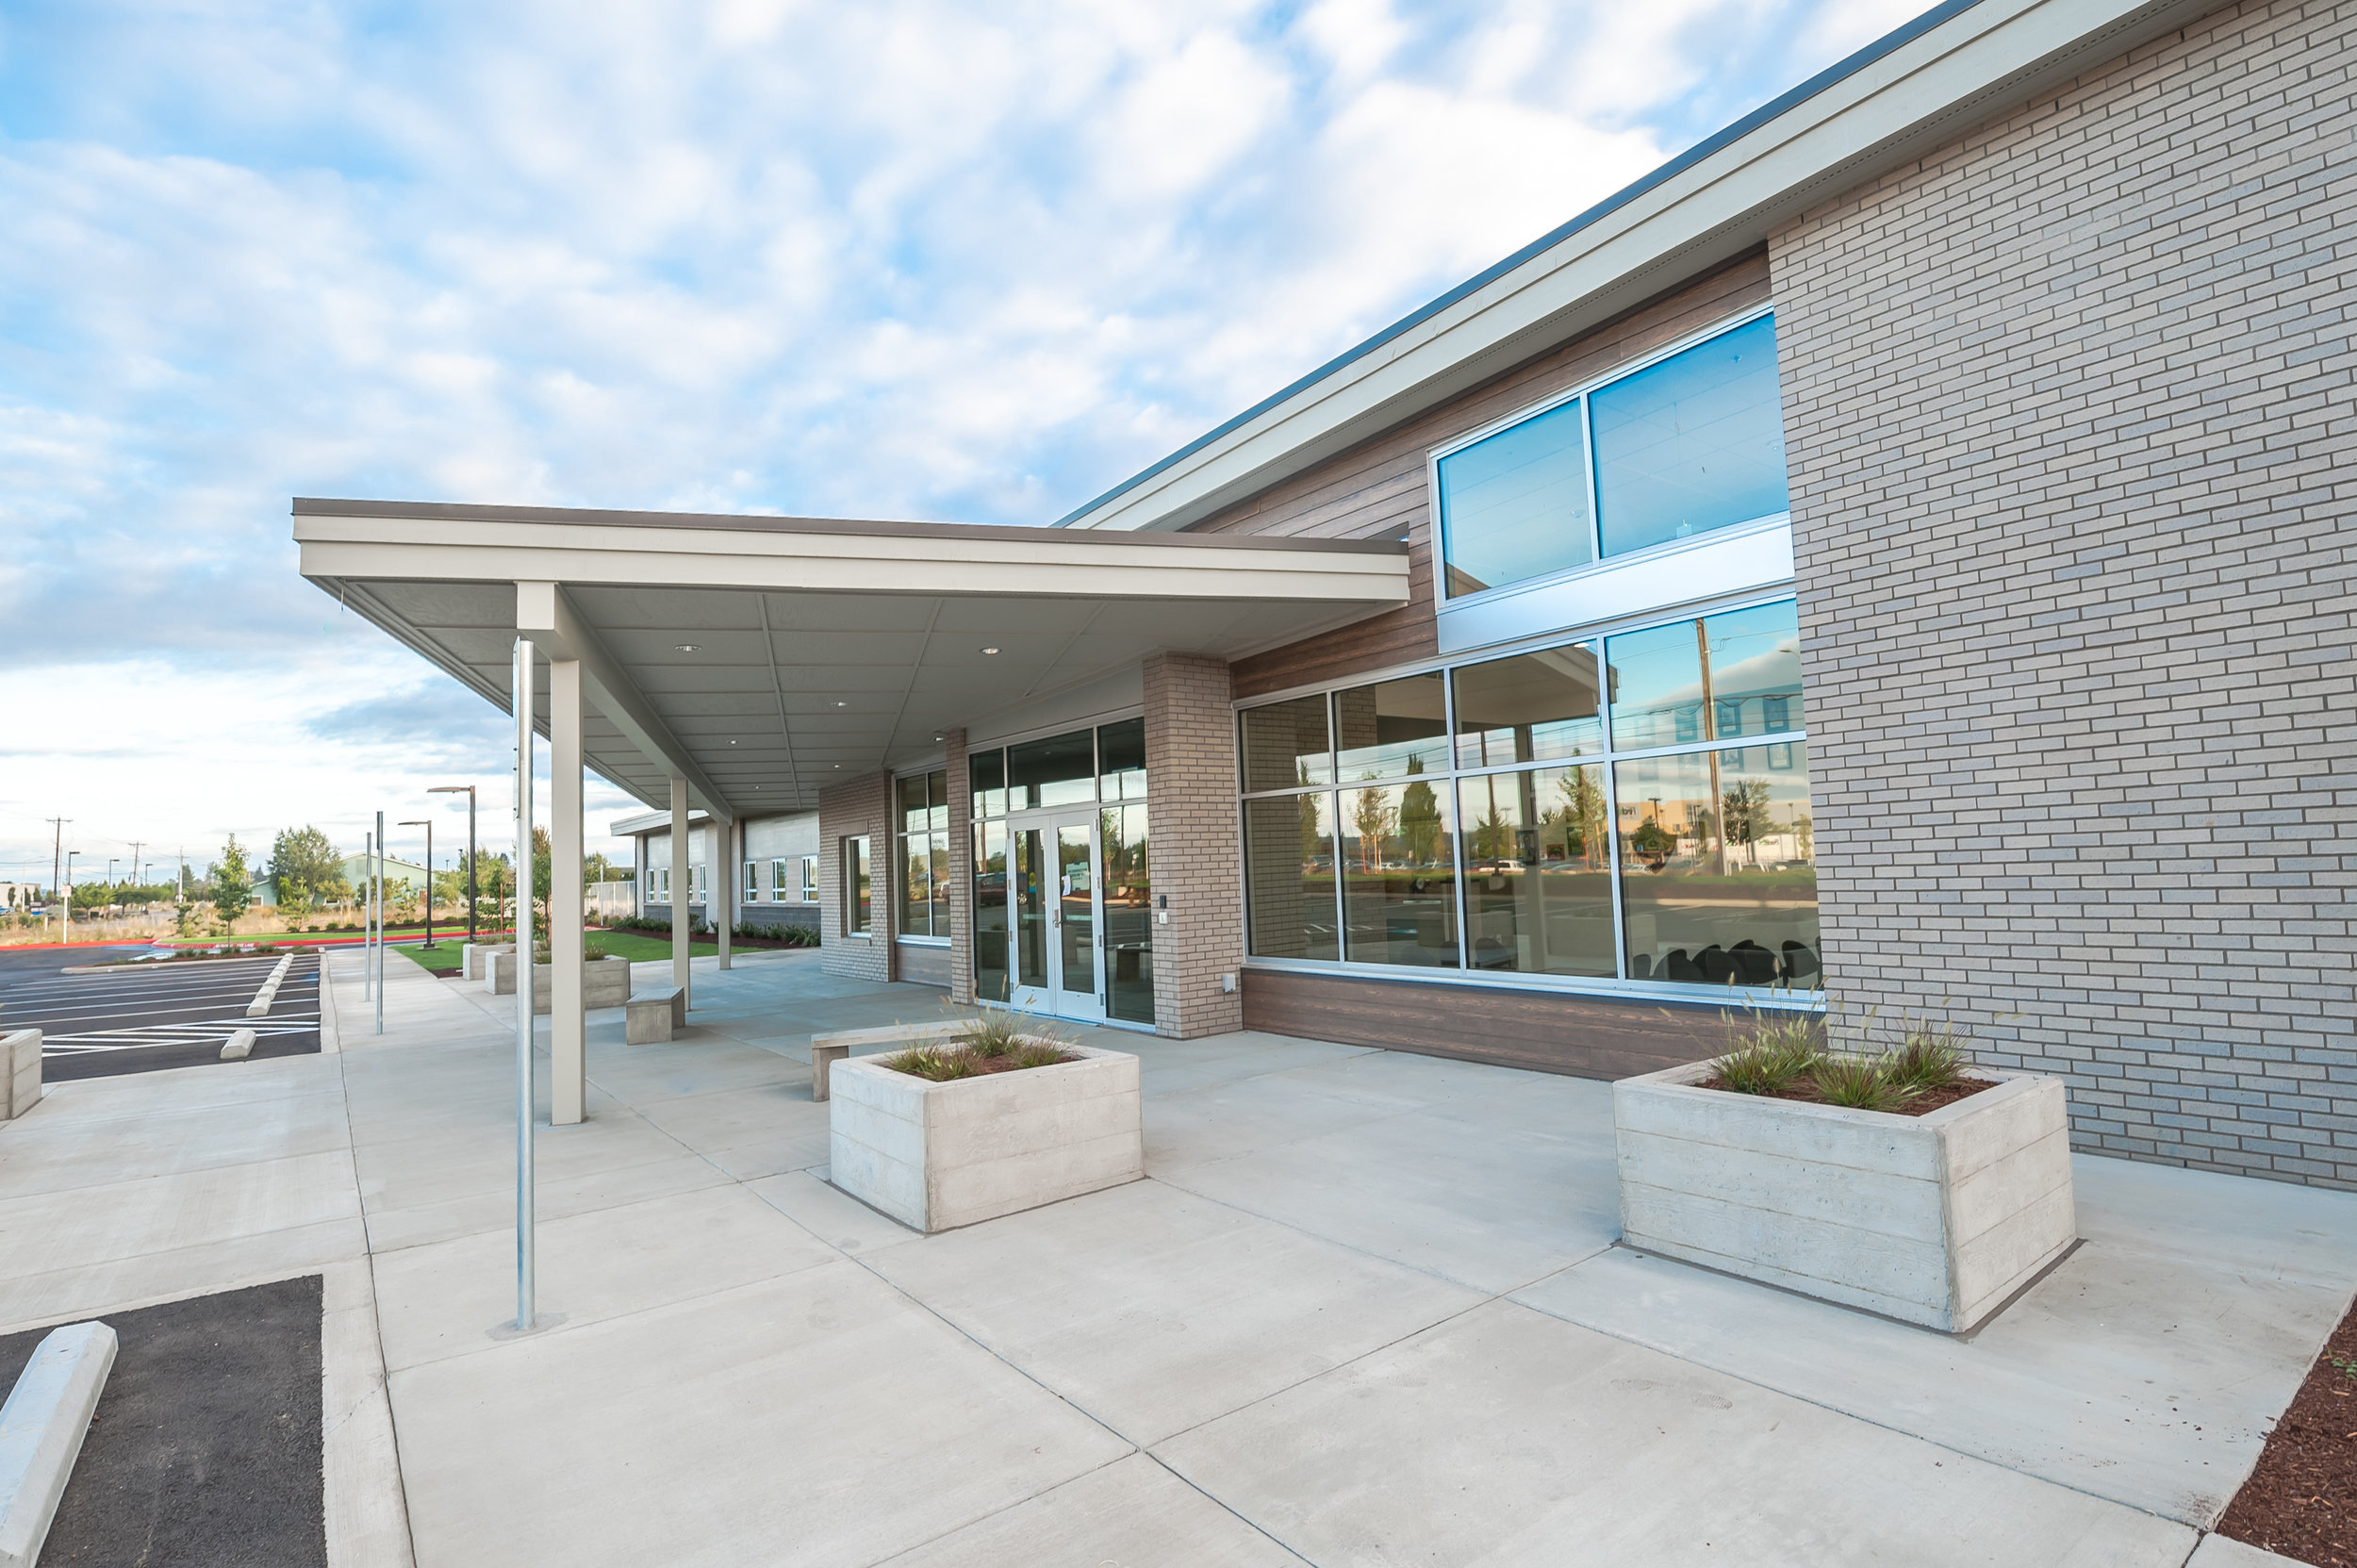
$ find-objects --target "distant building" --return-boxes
[610,807,819,933]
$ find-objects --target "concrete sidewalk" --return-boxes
[2,948,2349,1565]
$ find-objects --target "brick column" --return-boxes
[945,729,972,1004]
[1144,653,1244,1038]
[817,769,893,983]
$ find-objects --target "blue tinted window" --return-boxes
[1592,315,1788,556]
[1435,398,1592,598]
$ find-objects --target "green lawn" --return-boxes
[394,929,721,974]
[585,931,719,962]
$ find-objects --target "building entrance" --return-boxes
[1009,809,1104,1024]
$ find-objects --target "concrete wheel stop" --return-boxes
[0,1321,118,1568]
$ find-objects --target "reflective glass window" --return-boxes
[1101,802,1152,1022]
[1436,399,1594,597]
[1614,744,1819,987]
[1605,618,1706,751]
[1337,778,1458,968]
[845,836,871,935]
[971,749,1006,820]
[1243,793,1337,961]
[1592,315,1789,556]
[972,822,1009,1001]
[1452,643,1603,768]
[1334,673,1448,783]
[1457,766,1614,978]
[1008,730,1096,808]
[1098,718,1147,801]
[1699,600,1804,739]
[1239,696,1331,792]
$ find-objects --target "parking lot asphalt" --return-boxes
[0,950,322,1080]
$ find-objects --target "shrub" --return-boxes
[885,1045,978,1081]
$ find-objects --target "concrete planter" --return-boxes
[2,1028,40,1120]
[461,943,514,982]
[830,1042,1143,1233]
[1614,1063,2076,1333]
[484,953,633,1015]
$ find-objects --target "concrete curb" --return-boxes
[0,1320,118,1568]
[221,1029,257,1062]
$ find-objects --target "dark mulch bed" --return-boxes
[2215,1292,2357,1567]
[1694,1075,1997,1117]
[0,1276,325,1567]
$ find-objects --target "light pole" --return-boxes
[400,819,435,949]
[429,784,478,945]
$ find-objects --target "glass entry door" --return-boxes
[1011,811,1105,1023]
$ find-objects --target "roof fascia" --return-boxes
[1054,0,2224,535]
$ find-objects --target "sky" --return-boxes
[0,0,1926,892]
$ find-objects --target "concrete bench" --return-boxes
[462,943,515,983]
[625,987,685,1047]
[1,1030,39,1121]
[808,1020,965,1101]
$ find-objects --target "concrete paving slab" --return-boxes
[1515,1240,2350,1527]
[1158,1104,1620,1294]
[361,1151,731,1255]
[876,1453,1307,1567]
[869,1179,1486,1445]
[371,1183,839,1371]
[0,1148,360,1279]
[625,1078,830,1170]
[389,1266,1133,1568]
[0,1219,371,1334]
[2074,1153,2357,1286]
[1144,1071,1430,1172]
[0,1091,353,1197]
[744,1169,922,1257]
[1155,1298,2200,1567]
[581,1039,814,1103]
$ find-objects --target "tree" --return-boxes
[210,835,254,931]
[1350,784,1394,872]
[1722,779,1774,867]
[1558,767,1608,867]
[1398,760,1442,867]
[268,826,349,915]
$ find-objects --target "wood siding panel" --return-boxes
[1240,967,1727,1081]
[1218,251,1775,701]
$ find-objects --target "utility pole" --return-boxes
[129,841,144,888]
[45,818,67,936]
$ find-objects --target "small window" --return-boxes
[1333,673,1448,783]
[1097,718,1146,801]
[799,855,817,904]
[1591,315,1788,557]
[768,859,789,903]
[1436,398,1594,598]
[1239,696,1330,792]
[845,837,872,935]
[742,861,759,903]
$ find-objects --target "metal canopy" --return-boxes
[295,499,1412,817]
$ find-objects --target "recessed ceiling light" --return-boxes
[832,701,848,708]
[729,739,737,745]
[980,646,999,655]
[675,643,700,652]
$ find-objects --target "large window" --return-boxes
[1239,596,1815,993]
[1434,314,1789,599]
[898,770,950,939]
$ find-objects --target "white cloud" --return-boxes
[0,0,1933,875]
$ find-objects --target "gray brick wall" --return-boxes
[1772,0,2357,1188]
[1145,653,1246,1037]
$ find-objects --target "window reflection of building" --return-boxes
[1238,596,1819,993]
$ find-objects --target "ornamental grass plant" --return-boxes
[1708,1003,1983,1114]
[884,1007,1079,1081]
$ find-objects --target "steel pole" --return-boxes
[375,810,387,1035]
[514,638,536,1331]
